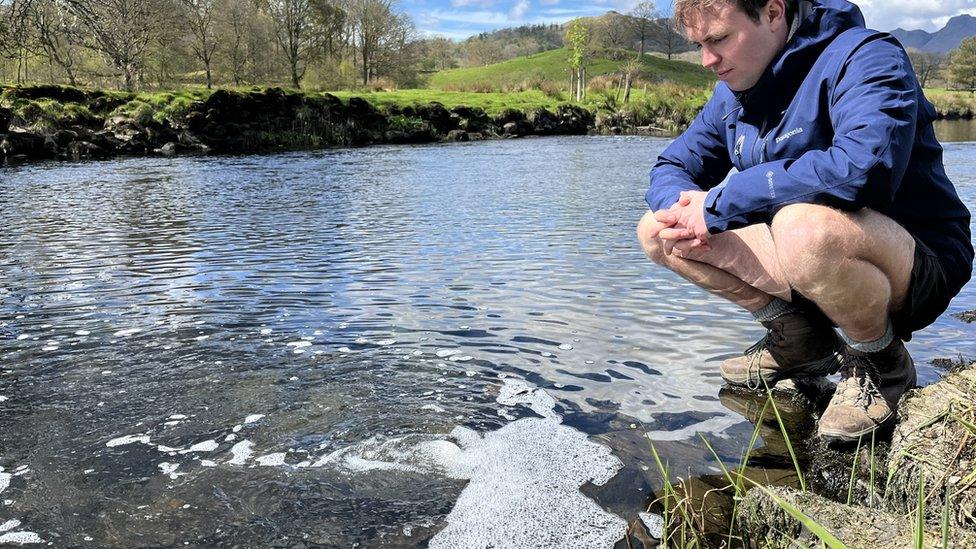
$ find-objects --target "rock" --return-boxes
[52,129,79,148]
[0,130,48,159]
[0,107,10,132]
[737,486,976,548]
[154,142,179,156]
[445,130,469,142]
[952,310,976,323]
[502,122,520,136]
[528,108,559,135]
[67,140,104,160]
[4,84,88,103]
[415,102,458,134]
[885,366,976,531]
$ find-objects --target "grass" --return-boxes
[924,88,976,118]
[428,47,715,91]
[328,89,567,116]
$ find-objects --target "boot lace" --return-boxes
[837,354,884,409]
[743,327,786,391]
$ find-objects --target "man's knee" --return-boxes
[771,204,849,285]
[637,210,667,265]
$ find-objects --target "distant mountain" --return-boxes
[890,14,976,54]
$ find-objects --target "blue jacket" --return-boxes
[646,0,973,292]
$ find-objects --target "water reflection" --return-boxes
[934,118,976,143]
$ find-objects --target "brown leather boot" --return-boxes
[720,311,842,390]
[818,339,917,442]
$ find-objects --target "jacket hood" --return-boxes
[736,0,866,111]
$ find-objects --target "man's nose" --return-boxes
[702,48,720,69]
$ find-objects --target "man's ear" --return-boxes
[765,0,787,27]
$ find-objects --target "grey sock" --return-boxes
[842,322,894,353]
[751,298,797,322]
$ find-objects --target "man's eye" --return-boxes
[714,35,727,43]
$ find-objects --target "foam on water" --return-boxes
[255,453,287,467]
[424,378,627,548]
[105,434,150,447]
[227,441,254,465]
[0,531,43,545]
[0,520,20,532]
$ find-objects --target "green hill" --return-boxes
[428,47,714,91]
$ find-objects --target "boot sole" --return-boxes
[721,353,840,388]
[818,412,895,443]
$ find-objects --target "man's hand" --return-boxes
[648,191,710,255]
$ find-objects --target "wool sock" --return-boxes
[841,322,894,353]
[751,298,798,322]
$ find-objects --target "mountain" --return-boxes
[890,14,976,54]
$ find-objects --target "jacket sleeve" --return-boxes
[702,37,917,233]
[645,88,733,212]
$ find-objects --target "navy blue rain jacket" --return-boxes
[645,0,973,292]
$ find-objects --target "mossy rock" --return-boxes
[885,365,976,531]
[737,485,976,548]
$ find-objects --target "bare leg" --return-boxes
[636,210,790,312]
[770,205,914,342]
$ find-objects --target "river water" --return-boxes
[1,129,975,547]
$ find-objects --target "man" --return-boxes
[637,0,973,441]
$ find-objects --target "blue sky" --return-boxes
[406,0,976,40]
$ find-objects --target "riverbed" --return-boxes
[1,133,974,547]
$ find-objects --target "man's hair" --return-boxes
[672,0,797,28]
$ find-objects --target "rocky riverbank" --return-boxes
[734,363,976,547]
[0,85,598,163]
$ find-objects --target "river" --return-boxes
[1,128,975,547]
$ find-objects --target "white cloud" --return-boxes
[853,0,976,31]
[451,0,500,8]
[511,0,531,19]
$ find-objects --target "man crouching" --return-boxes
[637,0,973,441]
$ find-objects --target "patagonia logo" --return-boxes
[775,127,804,144]
[766,170,776,199]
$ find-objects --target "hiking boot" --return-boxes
[818,339,917,442]
[720,311,842,390]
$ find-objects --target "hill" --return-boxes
[891,14,976,54]
[428,48,714,91]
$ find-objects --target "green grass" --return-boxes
[924,88,976,118]
[329,89,567,116]
[428,47,715,91]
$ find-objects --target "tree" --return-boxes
[268,0,318,88]
[657,16,682,60]
[629,1,658,56]
[621,56,642,103]
[26,1,82,86]
[948,37,976,92]
[592,12,629,50]
[180,0,218,88]
[564,19,590,101]
[345,0,414,85]
[61,0,171,91]
[906,48,943,88]
[462,36,503,67]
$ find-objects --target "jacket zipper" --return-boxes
[754,118,769,166]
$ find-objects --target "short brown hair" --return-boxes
[672,0,795,28]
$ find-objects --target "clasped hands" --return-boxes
[645,190,710,255]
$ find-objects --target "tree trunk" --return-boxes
[291,65,301,88]
[205,63,213,89]
[624,72,632,103]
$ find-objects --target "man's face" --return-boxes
[684,1,787,91]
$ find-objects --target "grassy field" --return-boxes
[924,88,976,117]
[428,47,715,91]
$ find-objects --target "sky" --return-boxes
[405,0,976,40]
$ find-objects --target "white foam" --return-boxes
[113,328,141,337]
[15,334,29,341]
[167,414,187,420]
[181,440,218,453]
[200,460,217,467]
[0,520,20,532]
[0,396,7,402]
[260,328,272,335]
[74,330,91,336]
[496,379,560,420]
[558,343,573,350]
[421,404,446,413]
[227,440,254,465]
[243,414,265,424]
[639,512,664,539]
[105,434,150,447]
[376,339,396,346]
[287,341,312,348]
[158,462,180,478]
[255,453,287,467]
[425,418,626,548]
[435,349,460,358]
[0,531,43,544]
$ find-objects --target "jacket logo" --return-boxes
[775,127,804,144]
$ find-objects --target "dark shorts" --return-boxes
[792,235,952,342]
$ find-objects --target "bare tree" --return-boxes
[629,1,658,56]
[26,0,82,85]
[268,0,343,88]
[180,0,218,88]
[592,12,629,50]
[906,48,943,89]
[462,36,503,67]
[60,0,171,91]
[658,16,681,60]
